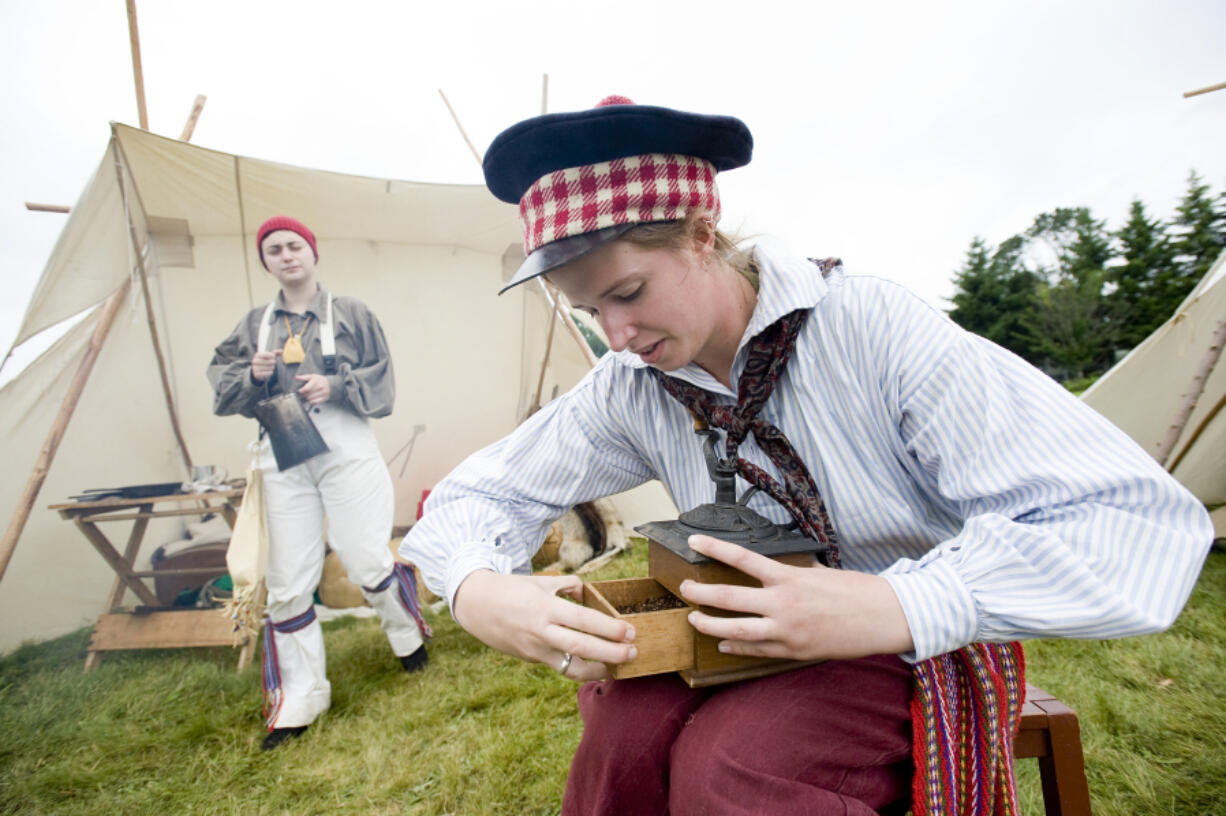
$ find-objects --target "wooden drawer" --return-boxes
[583,576,815,687]
[582,578,693,679]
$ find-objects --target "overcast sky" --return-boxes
[2,0,1224,379]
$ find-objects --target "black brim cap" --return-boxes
[497,223,637,295]
[483,99,753,292]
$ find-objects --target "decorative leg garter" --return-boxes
[261,606,317,729]
[365,563,433,640]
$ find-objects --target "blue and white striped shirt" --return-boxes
[401,243,1212,662]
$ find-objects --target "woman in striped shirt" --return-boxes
[401,98,1212,815]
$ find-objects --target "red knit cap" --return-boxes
[256,216,319,268]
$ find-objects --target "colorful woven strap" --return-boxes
[393,563,433,640]
[912,642,1027,816]
[366,564,434,641]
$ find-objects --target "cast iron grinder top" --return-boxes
[634,423,823,565]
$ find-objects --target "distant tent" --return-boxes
[1082,250,1226,508]
[0,123,674,653]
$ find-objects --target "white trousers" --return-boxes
[258,403,424,728]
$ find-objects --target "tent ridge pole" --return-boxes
[234,156,254,308]
[526,291,561,418]
[1165,389,1226,474]
[438,89,483,166]
[1156,316,1226,467]
[0,280,133,585]
[124,0,150,130]
[542,280,599,367]
[438,86,598,371]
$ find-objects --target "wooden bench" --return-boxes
[1014,683,1092,815]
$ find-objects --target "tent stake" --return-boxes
[0,280,132,585]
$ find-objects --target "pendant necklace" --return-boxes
[282,313,312,364]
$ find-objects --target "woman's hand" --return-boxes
[679,534,914,662]
[452,569,637,681]
[295,373,331,405]
[251,350,280,383]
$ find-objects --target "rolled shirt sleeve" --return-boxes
[871,279,1213,661]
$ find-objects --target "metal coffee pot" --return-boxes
[252,393,330,471]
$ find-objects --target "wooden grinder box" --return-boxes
[582,422,823,687]
[583,538,818,688]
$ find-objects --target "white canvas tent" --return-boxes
[0,123,674,654]
[1082,250,1226,509]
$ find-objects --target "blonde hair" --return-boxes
[617,212,759,291]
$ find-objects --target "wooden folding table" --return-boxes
[48,487,257,672]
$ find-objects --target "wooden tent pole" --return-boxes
[25,203,71,214]
[179,94,207,142]
[124,0,150,131]
[1184,81,1226,99]
[543,281,599,367]
[1165,389,1226,475]
[437,89,483,166]
[111,139,195,472]
[526,293,561,417]
[1156,317,1226,467]
[0,280,133,584]
[438,86,600,370]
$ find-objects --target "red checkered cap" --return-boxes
[518,153,721,255]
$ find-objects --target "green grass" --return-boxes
[2,541,1223,815]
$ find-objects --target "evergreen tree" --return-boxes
[948,238,996,336]
[1019,207,1116,377]
[987,236,1042,361]
[945,170,1221,383]
[1171,171,1225,296]
[1067,208,1113,281]
[1108,199,1176,349]
[948,236,1039,361]
[1025,268,1111,379]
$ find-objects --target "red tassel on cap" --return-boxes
[596,95,635,107]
